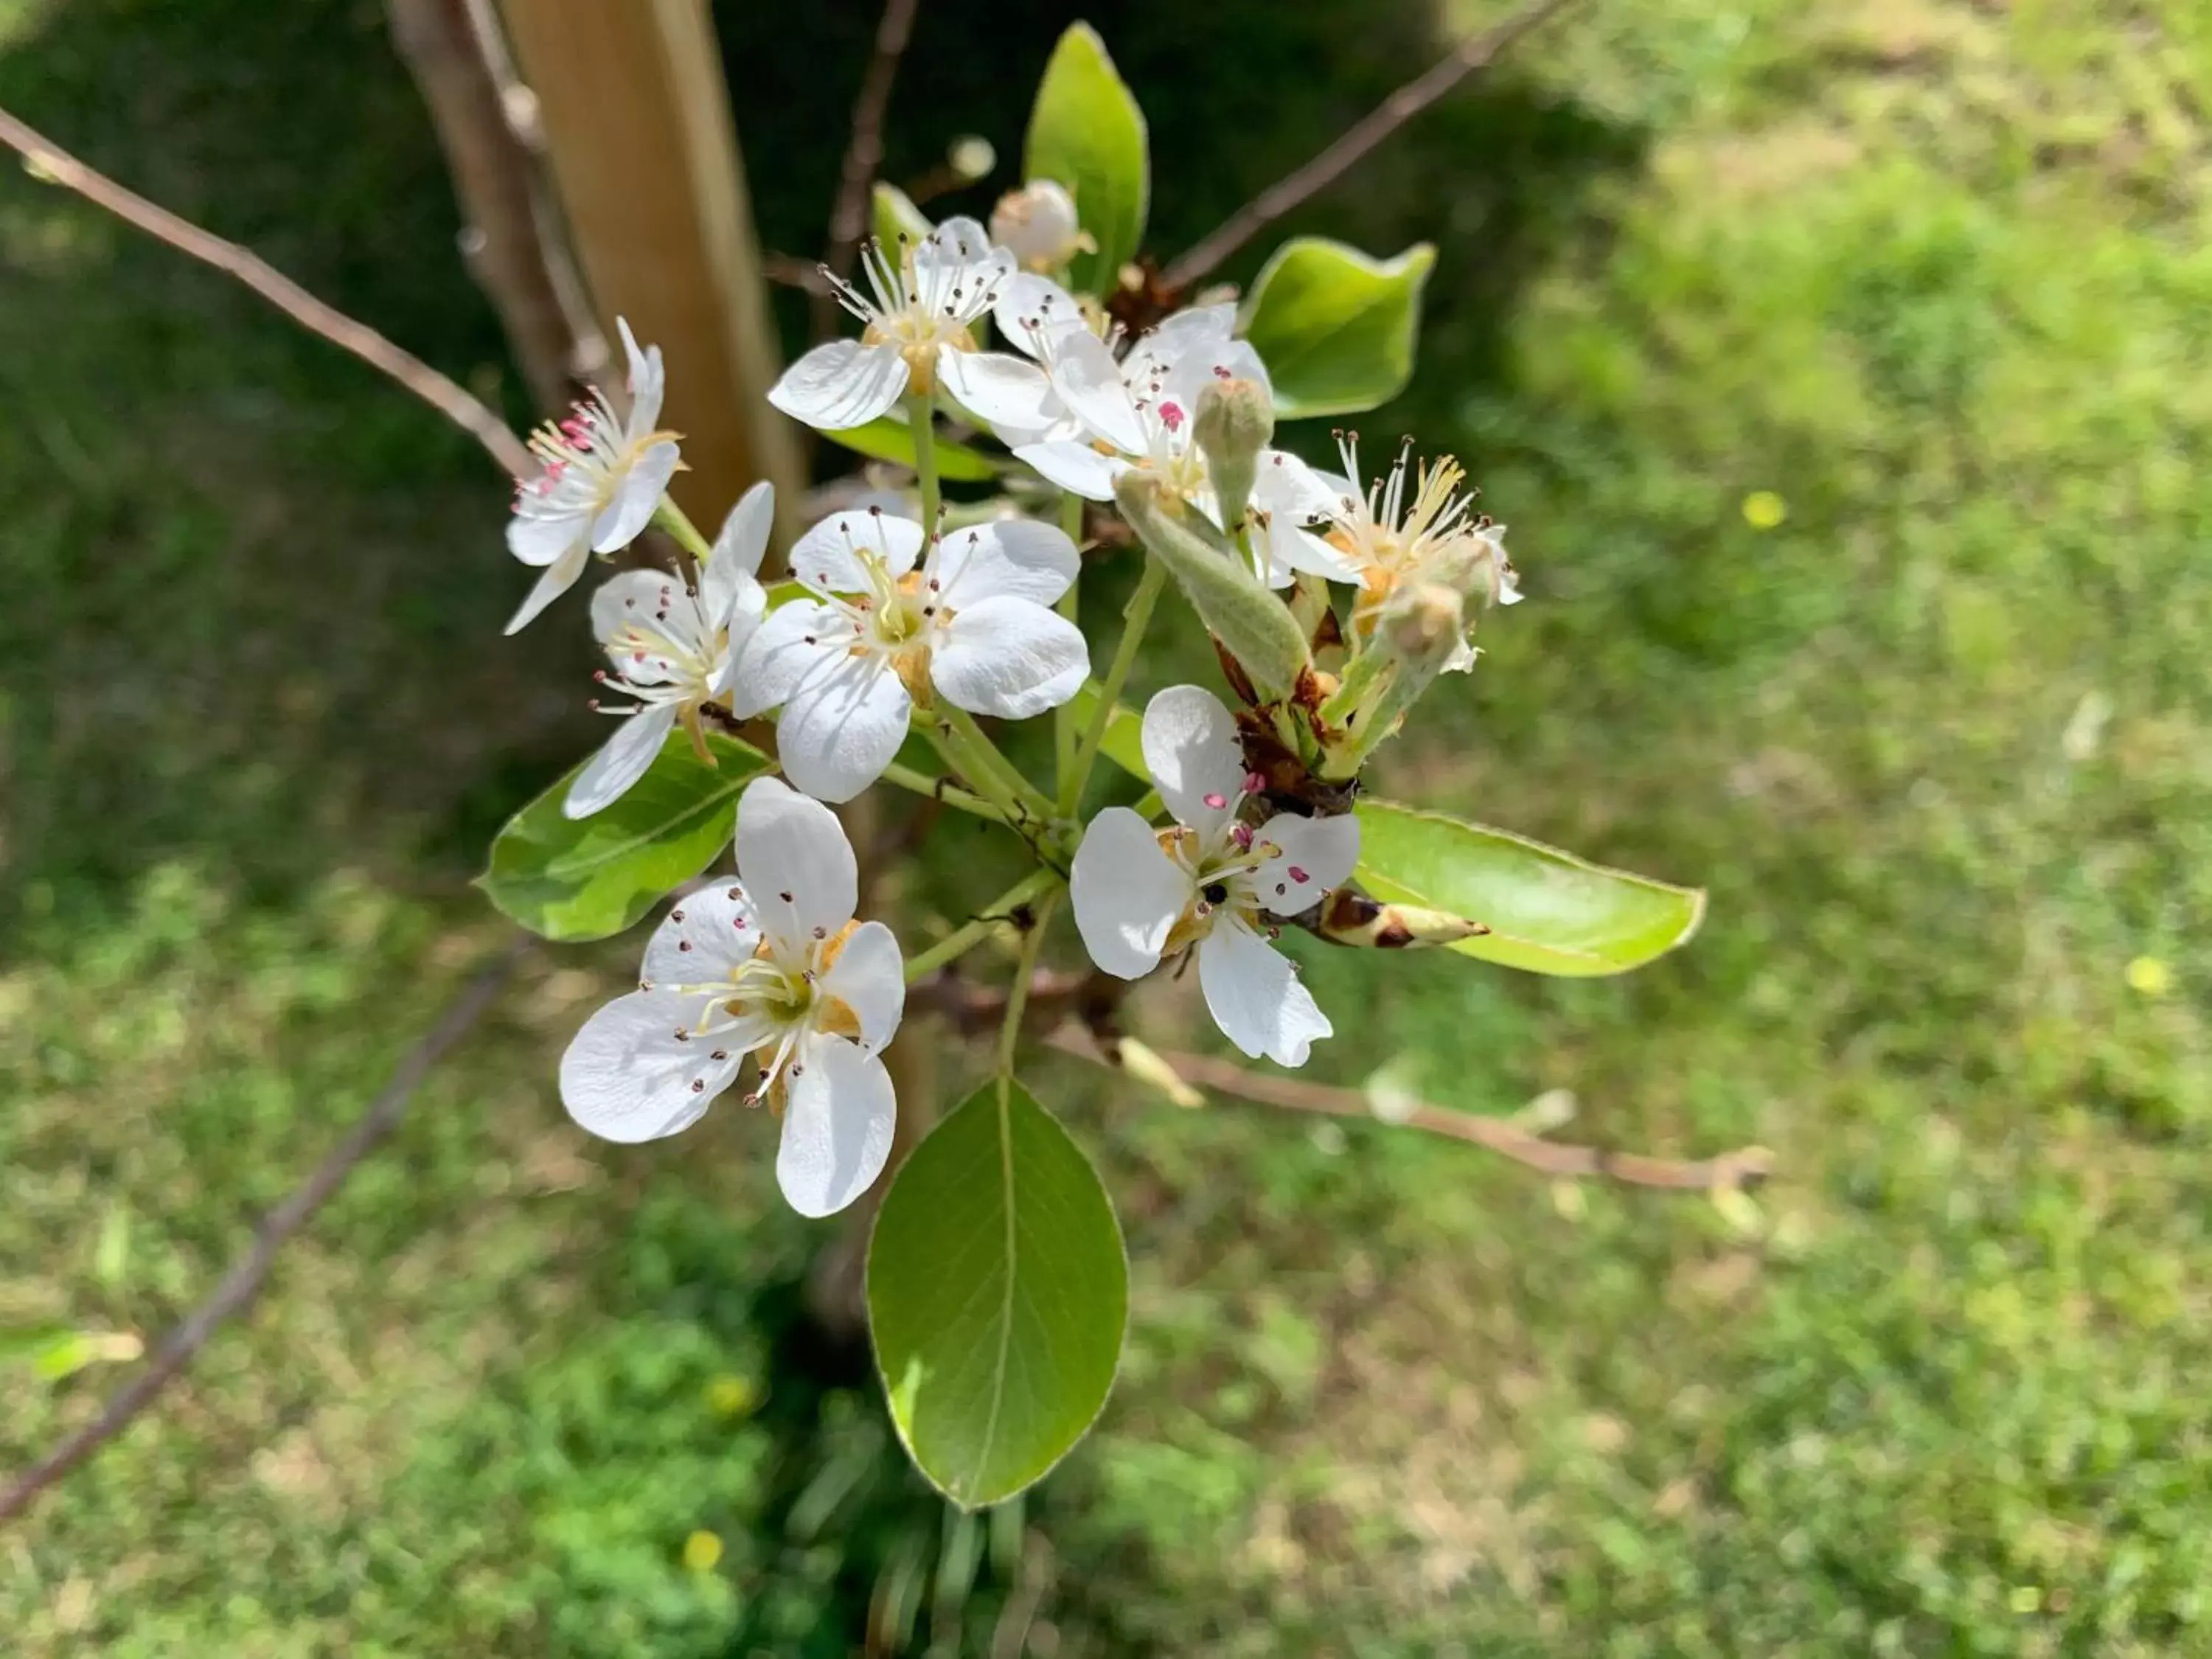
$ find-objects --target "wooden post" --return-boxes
[495,0,801,530]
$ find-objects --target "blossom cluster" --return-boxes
[498,207,1517,1214]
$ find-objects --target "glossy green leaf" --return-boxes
[1067,681,1147,783]
[872,181,932,254]
[869,1077,1127,1509]
[1240,238,1436,419]
[820,415,1000,481]
[1023,23,1148,294]
[479,731,770,943]
[1354,800,1705,976]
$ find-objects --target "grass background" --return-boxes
[4,0,2211,1652]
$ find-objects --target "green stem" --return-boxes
[903,868,1061,984]
[651,498,714,566]
[995,885,1065,1075]
[921,722,1032,831]
[1053,491,1085,790]
[909,393,940,532]
[879,760,1005,823]
[1057,554,1167,815]
[936,702,1056,824]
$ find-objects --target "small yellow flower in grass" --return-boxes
[706,1374,760,1418]
[682,1530,723,1573]
[2126,956,2171,997]
[1742,490,1787,529]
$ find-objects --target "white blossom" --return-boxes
[989,179,1091,273]
[566,482,774,818]
[726,508,1088,804]
[1007,303,1346,587]
[506,318,684,635]
[559,776,903,1217]
[1315,436,1520,672]
[1069,686,1359,1066]
[769,217,1055,437]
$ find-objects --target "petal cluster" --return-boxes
[1070,686,1359,1066]
[726,509,1089,802]
[506,319,684,634]
[566,482,776,817]
[559,776,904,1217]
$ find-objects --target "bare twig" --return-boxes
[812,0,923,341]
[0,940,531,1531]
[1050,1029,1773,1192]
[765,251,836,295]
[0,105,535,479]
[1161,0,1582,289]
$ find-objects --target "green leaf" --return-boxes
[820,415,999,481]
[1067,681,1147,782]
[1023,24,1148,294]
[1354,800,1705,975]
[479,731,771,942]
[869,1077,1127,1508]
[2,1324,143,1382]
[1240,238,1436,419]
[872,181,932,254]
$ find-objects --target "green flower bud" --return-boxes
[1192,375,1273,532]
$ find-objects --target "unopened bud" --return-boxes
[947,135,996,182]
[1314,886,1489,949]
[990,179,1089,272]
[1193,375,1274,531]
[1382,580,1468,662]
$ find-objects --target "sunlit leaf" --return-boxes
[1023,23,1148,294]
[872,180,932,254]
[479,731,771,942]
[1240,238,1436,419]
[1354,799,1705,975]
[820,415,1000,481]
[868,1077,1127,1508]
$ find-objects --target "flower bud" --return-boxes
[1192,375,1274,532]
[1313,886,1490,949]
[990,179,1089,272]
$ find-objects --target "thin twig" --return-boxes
[0,105,535,479]
[1049,1029,1773,1192]
[812,0,922,341]
[765,251,836,295]
[0,940,531,1531]
[1161,0,1583,289]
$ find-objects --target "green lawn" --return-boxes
[4,0,2211,1653]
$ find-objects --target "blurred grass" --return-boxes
[4,0,2211,1653]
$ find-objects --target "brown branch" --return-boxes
[0,939,531,1531]
[1161,0,1583,290]
[1050,1029,1772,1192]
[0,105,535,479]
[812,0,923,341]
[765,251,836,295]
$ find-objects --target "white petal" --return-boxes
[563,705,677,819]
[589,568,688,647]
[1141,684,1248,841]
[641,881,760,987]
[1143,302,1237,355]
[937,347,1060,439]
[507,501,589,567]
[503,542,590,635]
[790,508,925,592]
[559,990,744,1144]
[929,518,1079,611]
[1071,807,1191,979]
[723,599,846,717]
[1048,328,1147,454]
[768,339,911,431]
[1197,920,1330,1067]
[818,919,904,1050]
[775,1036,897,1217]
[735,774,859,950]
[708,479,776,585]
[1255,448,1340,520]
[992,271,1085,355]
[1013,439,1129,501]
[1269,524,1362,586]
[709,580,771,700]
[617,316,667,436]
[1250,812,1360,916]
[775,654,912,804]
[590,437,681,553]
[933,597,1090,720]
